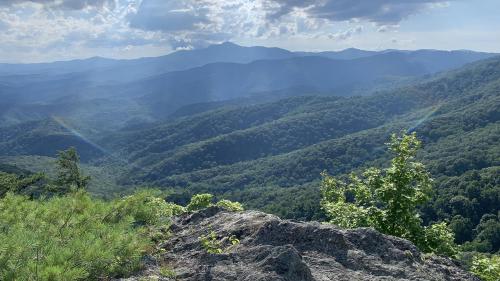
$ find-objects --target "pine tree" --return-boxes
[54,147,90,194]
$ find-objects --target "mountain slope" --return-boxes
[113,56,500,185]
[0,42,296,79]
[93,57,499,242]
[296,48,379,60]
[2,55,499,199]
[0,119,104,162]
[1,45,495,131]
[136,51,493,116]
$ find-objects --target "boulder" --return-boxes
[123,207,479,281]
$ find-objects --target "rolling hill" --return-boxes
[0,43,495,127]
[0,45,498,253]
[128,50,497,117]
[109,56,500,188]
[85,57,499,250]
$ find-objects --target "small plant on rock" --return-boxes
[159,266,176,279]
[229,235,240,246]
[187,194,213,212]
[216,199,244,212]
[199,230,223,254]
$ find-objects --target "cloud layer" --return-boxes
[269,0,452,24]
[1,0,496,62]
[129,0,209,32]
[125,0,454,48]
[0,0,116,10]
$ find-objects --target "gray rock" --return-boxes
[123,207,479,281]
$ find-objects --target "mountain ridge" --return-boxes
[1,43,496,130]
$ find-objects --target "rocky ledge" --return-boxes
[124,207,479,281]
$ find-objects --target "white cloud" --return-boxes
[327,25,363,40]
[128,0,268,48]
[268,0,454,24]
[0,0,116,10]
[377,24,399,33]
[0,0,169,62]
[128,0,210,32]
[124,0,456,50]
[0,0,497,62]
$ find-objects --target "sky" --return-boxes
[0,0,499,63]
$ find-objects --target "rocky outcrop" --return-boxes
[124,207,479,281]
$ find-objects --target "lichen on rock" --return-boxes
[121,206,479,281]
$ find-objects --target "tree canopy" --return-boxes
[321,132,456,256]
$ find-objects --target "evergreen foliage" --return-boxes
[54,147,90,193]
[0,191,150,280]
[109,189,185,225]
[0,183,239,280]
[0,171,44,198]
[0,151,243,280]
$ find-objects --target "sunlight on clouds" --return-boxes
[0,0,168,62]
[0,0,498,62]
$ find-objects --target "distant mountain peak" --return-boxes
[343,47,364,51]
[210,42,241,49]
[220,41,239,47]
[87,56,106,60]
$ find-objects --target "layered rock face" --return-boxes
[125,207,479,281]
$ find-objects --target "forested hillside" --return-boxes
[0,45,498,257]
[96,56,499,253]
[0,43,494,130]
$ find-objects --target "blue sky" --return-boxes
[0,0,499,63]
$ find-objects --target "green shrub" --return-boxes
[187,194,213,211]
[110,190,185,225]
[0,191,153,280]
[321,133,457,256]
[0,154,244,280]
[0,171,45,198]
[216,199,244,212]
[470,254,500,281]
[423,222,457,257]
